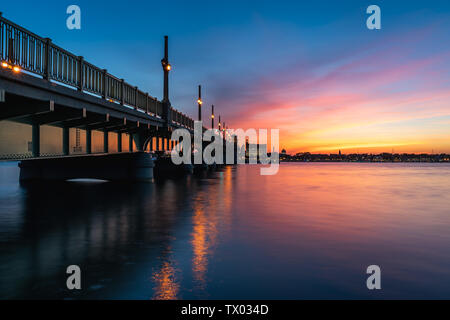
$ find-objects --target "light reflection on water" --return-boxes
[1,162,450,299]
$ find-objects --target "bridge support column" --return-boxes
[32,123,40,157]
[156,137,160,151]
[86,129,92,154]
[117,132,122,153]
[63,127,69,156]
[149,137,153,151]
[129,134,133,152]
[132,133,148,152]
[103,130,109,153]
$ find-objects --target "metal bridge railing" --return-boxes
[0,13,194,129]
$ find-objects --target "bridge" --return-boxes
[0,13,224,180]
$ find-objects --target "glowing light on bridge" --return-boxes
[1,62,20,73]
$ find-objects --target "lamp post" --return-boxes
[223,122,226,139]
[211,105,215,129]
[161,36,171,104]
[197,85,202,122]
[161,36,172,127]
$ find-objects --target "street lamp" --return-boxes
[197,85,202,121]
[1,61,20,73]
[161,36,171,104]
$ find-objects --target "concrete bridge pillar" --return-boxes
[117,132,122,153]
[132,131,154,152]
[86,129,92,154]
[32,123,40,157]
[156,136,160,151]
[103,130,109,153]
[63,127,69,156]
[129,134,133,152]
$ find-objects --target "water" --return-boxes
[1,162,450,299]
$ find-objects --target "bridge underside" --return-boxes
[0,69,191,157]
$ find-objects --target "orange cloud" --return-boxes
[211,25,450,154]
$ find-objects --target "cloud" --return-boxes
[204,24,450,153]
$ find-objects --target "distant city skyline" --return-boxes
[1,1,449,154]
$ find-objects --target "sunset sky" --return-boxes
[2,0,450,154]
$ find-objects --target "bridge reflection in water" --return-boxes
[151,166,233,300]
[0,163,234,299]
[3,162,450,299]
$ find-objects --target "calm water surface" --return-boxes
[1,162,450,299]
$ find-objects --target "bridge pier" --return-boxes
[19,152,155,181]
[103,130,109,153]
[32,123,40,157]
[129,134,133,152]
[132,131,153,152]
[63,127,69,156]
[86,129,92,154]
[117,132,122,152]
